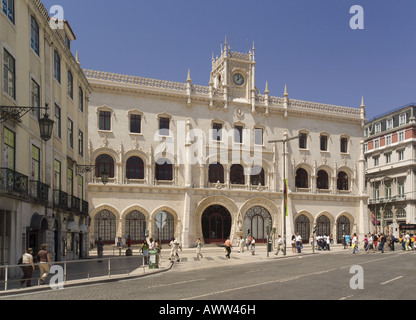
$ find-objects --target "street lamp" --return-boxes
[0,103,54,141]
[269,134,299,256]
[76,165,109,185]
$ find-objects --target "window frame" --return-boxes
[30,15,39,55]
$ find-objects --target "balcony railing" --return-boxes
[82,200,89,215]
[29,180,49,204]
[0,168,28,196]
[69,195,81,212]
[53,189,68,210]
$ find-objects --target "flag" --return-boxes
[284,179,289,217]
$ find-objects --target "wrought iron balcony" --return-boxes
[0,168,28,196]
[69,195,81,212]
[82,200,89,215]
[53,189,68,210]
[29,180,49,204]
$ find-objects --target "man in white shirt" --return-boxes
[275,235,284,255]
[19,248,34,287]
[295,233,302,253]
[352,233,360,254]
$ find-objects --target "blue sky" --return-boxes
[42,0,416,120]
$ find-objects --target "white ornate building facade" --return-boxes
[85,40,369,248]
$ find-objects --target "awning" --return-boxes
[30,214,48,230]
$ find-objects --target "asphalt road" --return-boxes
[2,250,414,303]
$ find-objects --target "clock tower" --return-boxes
[210,37,257,111]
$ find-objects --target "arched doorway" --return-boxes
[154,211,174,244]
[94,210,116,244]
[316,215,331,236]
[244,206,271,243]
[295,214,310,244]
[337,216,351,243]
[125,210,146,244]
[28,213,49,254]
[202,205,232,244]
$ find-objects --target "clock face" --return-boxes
[233,73,245,86]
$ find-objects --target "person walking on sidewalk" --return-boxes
[351,233,360,254]
[275,235,284,255]
[19,248,34,288]
[169,237,181,262]
[250,237,256,255]
[238,236,245,253]
[224,237,232,259]
[196,238,203,259]
[141,240,149,264]
[295,233,302,253]
[97,238,104,262]
[36,244,51,285]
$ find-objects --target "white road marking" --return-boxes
[380,276,403,285]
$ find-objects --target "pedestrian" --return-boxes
[141,239,149,264]
[196,238,203,259]
[295,233,302,253]
[363,234,368,252]
[345,234,351,249]
[367,233,374,253]
[19,248,34,288]
[245,236,250,251]
[36,244,51,285]
[224,237,232,259]
[390,234,395,251]
[351,233,360,254]
[275,235,284,255]
[127,235,132,249]
[379,233,386,253]
[97,237,104,262]
[149,238,155,250]
[169,237,181,262]
[291,235,297,253]
[155,239,161,256]
[325,234,331,251]
[405,233,412,251]
[250,237,256,255]
[238,236,245,253]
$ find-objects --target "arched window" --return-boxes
[125,210,146,243]
[209,162,224,183]
[295,168,308,188]
[336,216,351,243]
[126,156,145,179]
[154,211,174,244]
[295,214,310,244]
[317,170,329,190]
[230,164,245,185]
[250,166,265,186]
[316,215,331,236]
[244,206,271,242]
[155,158,173,181]
[94,210,116,244]
[95,154,114,178]
[337,171,349,190]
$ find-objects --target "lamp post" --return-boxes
[269,134,299,256]
[0,103,54,141]
[76,165,109,185]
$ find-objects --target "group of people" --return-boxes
[311,235,332,251]
[18,243,51,288]
[342,232,416,254]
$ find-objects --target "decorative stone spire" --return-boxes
[76,51,81,66]
[186,69,192,107]
[360,96,366,128]
[283,84,289,119]
[264,81,270,115]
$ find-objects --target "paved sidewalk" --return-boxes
[0,243,347,296]
[163,243,346,273]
